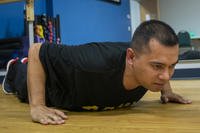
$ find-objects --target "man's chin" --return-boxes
[148,86,163,92]
[143,83,164,92]
[152,83,165,92]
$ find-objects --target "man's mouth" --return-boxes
[154,83,165,89]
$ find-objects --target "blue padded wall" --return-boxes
[51,0,131,44]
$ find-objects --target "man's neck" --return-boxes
[123,63,140,90]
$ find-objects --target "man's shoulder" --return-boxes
[86,42,130,49]
[66,42,130,72]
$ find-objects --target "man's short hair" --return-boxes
[131,20,178,54]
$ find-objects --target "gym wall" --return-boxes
[0,0,131,45]
[0,0,46,39]
[51,0,131,45]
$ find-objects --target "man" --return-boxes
[2,20,192,125]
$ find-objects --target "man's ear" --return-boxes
[126,48,136,65]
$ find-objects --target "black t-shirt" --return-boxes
[39,42,147,111]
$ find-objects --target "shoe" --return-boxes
[2,58,19,94]
[21,57,28,64]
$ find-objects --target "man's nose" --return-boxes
[159,70,170,81]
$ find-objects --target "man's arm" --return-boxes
[160,81,192,104]
[27,43,67,125]
[161,81,172,95]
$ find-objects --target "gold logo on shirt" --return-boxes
[81,102,137,111]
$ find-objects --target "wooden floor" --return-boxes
[0,80,200,133]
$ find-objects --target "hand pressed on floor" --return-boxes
[30,105,68,125]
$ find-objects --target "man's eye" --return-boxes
[153,64,163,70]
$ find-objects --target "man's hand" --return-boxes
[160,81,192,104]
[160,91,192,104]
[30,105,68,125]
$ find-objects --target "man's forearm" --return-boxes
[27,43,46,106]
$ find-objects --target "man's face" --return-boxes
[132,39,179,92]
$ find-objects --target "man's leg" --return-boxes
[2,58,18,94]
[14,58,29,102]
[2,57,29,102]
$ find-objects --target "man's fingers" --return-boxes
[46,113,66,124]
[53,109,68,119]
[34,112,65,125]
[185,99,192,104]
[177,97,192,104]
[161,94,192,104]
[160,95,169,104]
[39,115,65,125]
[40,117,50,125]
[31,106,67,125]
[38,115,56,125]
[171,94,190,104]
